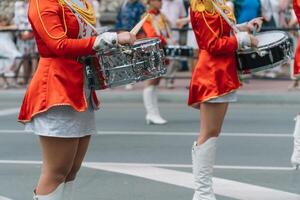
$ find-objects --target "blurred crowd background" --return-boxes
[0,0,298,89]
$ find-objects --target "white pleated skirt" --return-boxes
[25,105,97,138]
[206,91,237,103]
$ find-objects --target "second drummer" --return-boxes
[188,0,263,199]
[141,0,175,125]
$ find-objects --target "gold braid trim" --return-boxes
[190,0,236,23]
[190,0,236,38]
[36,0,68,39]
[58,0,96,25]
[190,0,215,13]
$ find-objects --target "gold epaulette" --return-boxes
[190,0,215,13]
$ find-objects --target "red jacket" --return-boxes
[18,0,98,123]
[142,9,171,45]
[188,6,241,108]
[293,0,300,76]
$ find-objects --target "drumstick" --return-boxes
[130,14,150,35]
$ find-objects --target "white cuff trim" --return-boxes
[236,22,248,32]
[101,32,118,45]
[93,32,118,51]
[235,32,251,50]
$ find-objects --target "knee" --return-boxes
[65,164,82,182]
[198,128,221,144]
[204,127,221,137]
[42,166,71,184]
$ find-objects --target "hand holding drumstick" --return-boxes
[94,14,151,49]
[118,14,150,45]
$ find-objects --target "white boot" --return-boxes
[291,115,300,169]
[192,137,217,200]
[33,183,64,200]
[62,181,74,200]
[143,85,167,125]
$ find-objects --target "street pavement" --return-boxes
[0,78,299,200]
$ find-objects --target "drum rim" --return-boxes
[166,45,194,49]
[239,57,290,74]
[237,31,289,54]
[133,38,161,47]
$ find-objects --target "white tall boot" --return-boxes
[192,137,218,200]
[291,115,300,169]
[33,183,64,200]
[143,85,167,125]
[62,181,74,200]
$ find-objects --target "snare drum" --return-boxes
[92,38,166,89]
[165,45,194,60]
[237,31,293,74]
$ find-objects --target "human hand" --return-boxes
[117,32,136,45]
[247,17,263,33]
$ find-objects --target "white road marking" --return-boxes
[84,162,295,171]
[0,160,41,165]
[0,130,293,137]
[0,108,19,117]
[0,160,295,171]
[0,160,298,199]
[0,196,13,200]
[84,163,300,200]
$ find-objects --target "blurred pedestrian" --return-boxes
[189,0,262,199]
[18,0,135,199]
[227,0,261,24]
[260,0,290,78]
[14,0,37,85]
[115,0,146,90]
[0,14,21,89]
[176,8,199,78]
[142,0,174,125]
[161,0,187,89]
[115,0,146,33]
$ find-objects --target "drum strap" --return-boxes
[210,0,240,33]
[84,57,98,110]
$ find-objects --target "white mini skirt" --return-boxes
[207,91,237,103]
[25,105,97,138]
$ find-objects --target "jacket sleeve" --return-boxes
[142,18,167,45]
[191,11,238,55]
[294,0,300,21]
[29,0,96,57]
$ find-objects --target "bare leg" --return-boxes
[61,136,91,200]
[65,136,91,182]
[36,137,79,195]
[192,102,228,200]
[197,102,229,144]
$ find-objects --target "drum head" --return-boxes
[256,31,287,48]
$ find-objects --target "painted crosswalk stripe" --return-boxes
[0,196,13,200]
[0,130,293,138]
[0,108,19,116]
[84,163,300,200]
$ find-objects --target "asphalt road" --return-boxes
[0,92,299,200]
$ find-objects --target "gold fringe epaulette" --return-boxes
[190,0,215,13]
[190,0,236,23]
